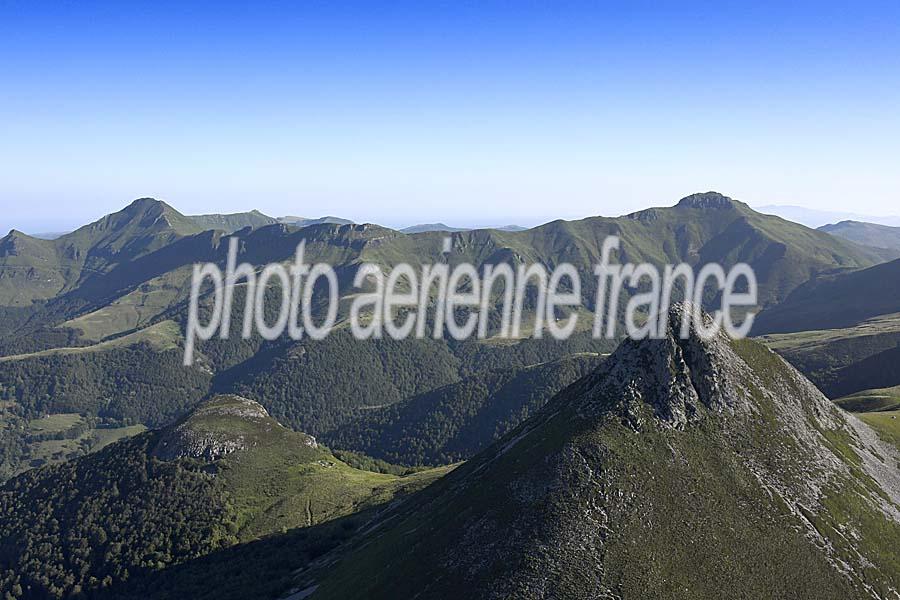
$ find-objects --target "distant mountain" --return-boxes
[0,198,201,306]
[1,191,897,479]
[400,223,529,233]
[820,220,900,251]
[0,394,448,598]
[188,209,277,233]
[277,215,353,227]
[29,231,70,240]
[301,308,900,600]
[401,222,468,233]
[2,191,892,316]
[756,205,900,228]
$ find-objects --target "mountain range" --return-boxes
[1,192,899,598]
[1,191,897,459]
[757,205,900,228]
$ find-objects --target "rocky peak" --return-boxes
[676,191,736,210]
[0,230,29,252]
[123,197,169,214]
[580,304,744,429]
[152,395,310,462]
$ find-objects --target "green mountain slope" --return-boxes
[753,258,900,397]
[0,198,200,308]
[352,191,892,311]
[1,192,894,477]
[0,395,450,598]
[827,344,900,399]
[5,191,889,326]
[836,385,900,413]
[821,221,900,252]
[301,308,900,600]
[754,258,900,334]
[757,312,900,398]
[328,354,601,465]
[218,326,616,438]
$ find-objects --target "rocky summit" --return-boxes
[301,307,900,600]
[152,394,310,461]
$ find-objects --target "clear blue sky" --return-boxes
[1,0,899,232]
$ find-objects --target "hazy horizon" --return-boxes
[2,1,899,231]
[5,192,900,237]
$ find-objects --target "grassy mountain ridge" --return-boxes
[188,209,278,233]
[301,309,900,600]
[820,220,900,252]
[0,198,201,308]
[4,191,891,322]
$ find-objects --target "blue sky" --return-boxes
[1,0,899,232]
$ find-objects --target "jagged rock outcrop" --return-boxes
[153,394,316,461]
[677,191,737,209]
[302,306,900,600]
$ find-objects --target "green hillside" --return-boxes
[754,258,900,334]
[328,354,601,465]
[837,386,900,413]
[0,395,450,598]
[0,198,201,308]
[757,312,900,397]
[4,191,890,337]
[300,310,900,600]
[753,257,900,397]
[2,192,894,482]
[821,220,900,252]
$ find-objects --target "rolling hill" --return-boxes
[753,258,900,397]
[754,257,900,335]
[820,221,900,252]
[0,198,202,308]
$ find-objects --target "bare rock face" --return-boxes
[676,191,736,210]
[579,304,745,430]
[151,394,311,461]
